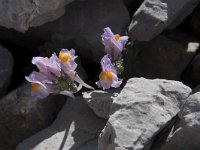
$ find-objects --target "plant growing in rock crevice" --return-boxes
[26,27,131,98]
[96,27,129,90]
[25,48,93,99]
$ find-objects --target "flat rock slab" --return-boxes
[128,0,200,41]
[17,97,107,150]
[0,0,75,32]
[98,78,191,150]
[0,84,66,150]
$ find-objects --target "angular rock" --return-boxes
[123,32,199,81]
[17,97,107,150]
[0,0,75,32]
[154,91,200,150]
[128,0,200,41]
[98,78,191,150]
[0,0,130,63]
[83,90,119,119]
[0,45,13,97]
[0,84,66,150]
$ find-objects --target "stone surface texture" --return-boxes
[0,0,75,32]
[0,45,13,97]
[128,0,200,41]
[153,91,200,150]
[98,78,191,150]
[0,84,66,150]
[17,97,107,150]
[83,90,119,119]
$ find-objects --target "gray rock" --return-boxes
[0,84,66,150]
[190,4,200,38]
[0,45,13,98]
[0,0,130,63]
[0,0,75,32]
[128,0,200,41]
[17,97,107,150]
[154,91,200,150]
[123,32,199,81]
[83,90,119,119]
[98,78,191,150]
[182,53,200,87]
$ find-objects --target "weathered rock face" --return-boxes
[83,90,119,119]
[98,78,191,150]
[152,91,200,150]
[17,97,107,150]
[128,0,200,41]
[123,32,199,82]
[0,84,66,150]
[0,0,130,63]
[0,0,75,32]
[0,45,13,98]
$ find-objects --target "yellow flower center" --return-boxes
[114,34,120,41]
[31,83,41,91]
[99,71,113,83]
[44,57,48,60]
[59,52,71,64]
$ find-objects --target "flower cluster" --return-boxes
[25,48,93,99]
[96,27,128,90]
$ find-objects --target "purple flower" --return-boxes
[25,71,51,99]
[58,48,94,90]
[32,54,61,78]
[102,27,128,59]
[96,55,122,90]
[26,48,94,99]
[59,48,77,74]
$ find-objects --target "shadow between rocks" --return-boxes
[17,97,107,150]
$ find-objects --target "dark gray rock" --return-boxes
[17,97,107,150]
[153,91,200,150]
[0,0,75,32]
[123,32,199,81]
[0,84,66,150]
[182,53,200,87]
[190,4,200,38]
[128,0,200,41]
[83,90,119,119]
[0,0,130,63]
[0,45,13,97]
[98,78,191,150]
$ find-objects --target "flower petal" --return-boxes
[74,74,94,90]
[31,86,50,99]
[60,90,75,98]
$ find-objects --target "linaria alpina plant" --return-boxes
[96,27,128,90]
[96,55,122,90]
[25,48,93,99]
[102,27,128,60]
